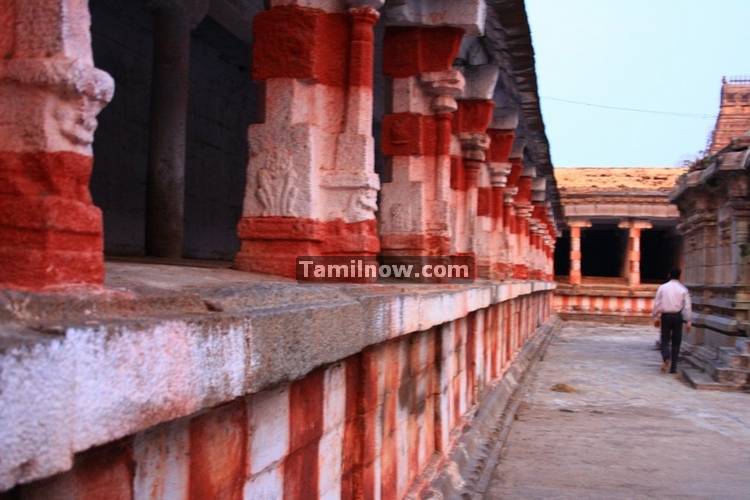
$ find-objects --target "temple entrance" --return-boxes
[89,0,261,260]
[641,228,681,283]
[580,224,628,278]
[554,230,571,278]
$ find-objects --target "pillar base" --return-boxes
[491,262,512,280]
[0,152,104,290]
[380,233,451,256]
[512,264,529,280]
[235,216,379,278]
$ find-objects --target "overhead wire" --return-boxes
[540,96,715,119]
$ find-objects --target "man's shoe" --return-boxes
[660,359,671,373]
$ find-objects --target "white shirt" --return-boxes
[652,279,692,322]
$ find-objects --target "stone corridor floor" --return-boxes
[484,322,750,499]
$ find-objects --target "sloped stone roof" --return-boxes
[556,167,687,194]
[484,0,563,226]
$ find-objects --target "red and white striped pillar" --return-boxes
[236,1,383,277]
[0,0,114,290]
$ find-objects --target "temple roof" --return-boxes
[484,0,563,227]
[708,77,750,155]
[555,167,687,194]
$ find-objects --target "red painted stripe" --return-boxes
[189,400,247,500]
[465,312,477,407]
[74,441,134,500]
[490,305,499,379]
[381,342,399,500]
[285,370,324,500]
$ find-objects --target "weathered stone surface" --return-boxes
[384,0,487,36]
[0,261,556,490]
[484,322,750,499]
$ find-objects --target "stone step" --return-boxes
[680,367,733,391]
[718,347,750,369]
[713,365,750,386]
[736,337,750,355]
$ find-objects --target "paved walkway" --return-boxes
[485,322,750,499]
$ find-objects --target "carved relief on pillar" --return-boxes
[0,0,114,289]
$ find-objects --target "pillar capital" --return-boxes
[488,161,512,187]
[459,132,490,161]
[618,219,653,230]
[347,0,386,9]
[568,219,592,229]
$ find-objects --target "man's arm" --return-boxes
[652,286,662,326]
[652,287,662,318]
[683,287,692,329]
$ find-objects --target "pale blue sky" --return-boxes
[526,0,750,167]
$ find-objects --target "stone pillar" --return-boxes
[530,176,547,280]
[486,120,515,279]
[453,43,500,277]
[0,0,114,289]
[569,220,591,286]
[236,1,383,277]
[503,154,523,278]
[512,161,534,279]
[619,220,652,287]
[379,0,485,264]
[379,29,463,257]
[146,4,192,258]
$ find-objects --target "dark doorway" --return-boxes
[641,228,681,283]
[90,1,260,260]
[581,224,628,278]
[554,230,571,277]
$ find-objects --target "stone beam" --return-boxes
[383,0,487,36]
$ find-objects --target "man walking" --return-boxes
[652,268,692,374]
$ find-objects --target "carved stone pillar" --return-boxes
[454,98,494,274]
[530,176,547,280]
[0,0,114,289]
[503,155,523,278]
[512,161,534,279]
[486,121,515,279]
[236,2,383,277]
[619,219,652,287]
[379,1,486,267]
[379,25,465,257]
[569,219,591,286]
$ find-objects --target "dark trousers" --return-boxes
[660,312,683,372]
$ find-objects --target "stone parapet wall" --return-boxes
[554,284,656,322]
[0,263,554,496]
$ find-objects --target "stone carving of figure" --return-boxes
[347,187,378,221]
[256,151,298,216]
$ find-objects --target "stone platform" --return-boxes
[0,261,555,497]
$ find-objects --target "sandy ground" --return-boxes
[485,322,750,500]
